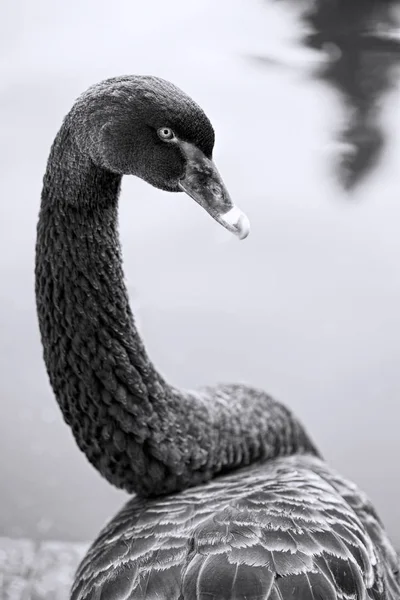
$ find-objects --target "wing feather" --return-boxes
[71,456,399,600]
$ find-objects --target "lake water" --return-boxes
[0,0,399,546]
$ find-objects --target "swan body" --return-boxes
[35,76,399,599]
[72,456,399,600]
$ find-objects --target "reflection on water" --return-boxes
[258,0,400,189]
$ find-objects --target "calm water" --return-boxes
[0,0,399,545]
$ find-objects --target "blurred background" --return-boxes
[0,0,399,548]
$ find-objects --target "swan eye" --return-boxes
[157,127,176,141]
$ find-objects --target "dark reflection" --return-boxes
[303,0,400,189]
[256,1,400,189]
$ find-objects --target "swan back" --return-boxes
[71,456,399,600]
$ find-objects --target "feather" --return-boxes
[71,456,400,600]
[183,554,276,600]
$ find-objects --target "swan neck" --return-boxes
[35,119,320,498]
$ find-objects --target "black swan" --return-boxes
[35,76,399,599]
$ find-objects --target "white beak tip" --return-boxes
[220,206,250,240]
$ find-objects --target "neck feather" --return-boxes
[35,122,320,497]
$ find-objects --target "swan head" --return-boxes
[71,75,250,240]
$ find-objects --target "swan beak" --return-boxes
[178,142,250,240]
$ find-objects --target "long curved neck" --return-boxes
[35,122,320,498]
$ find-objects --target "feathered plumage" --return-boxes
[35,76,318,498]
[71,456,399,599]
[35,76,399,599]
